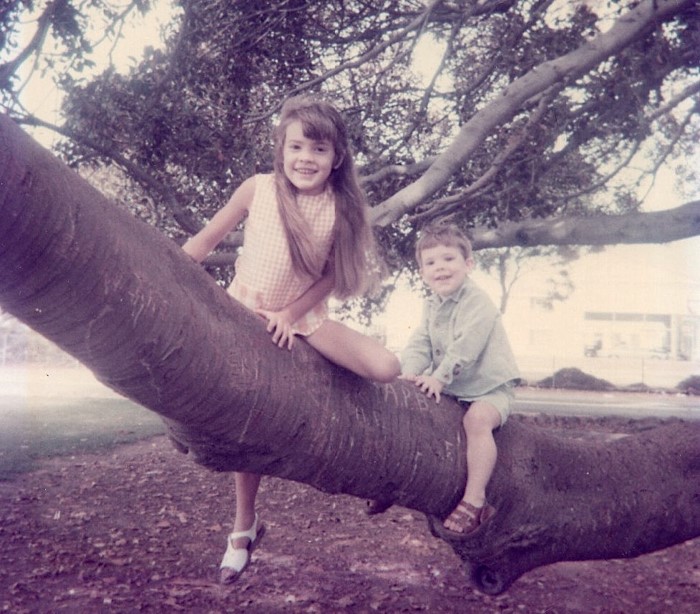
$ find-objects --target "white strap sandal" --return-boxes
[219,513,266,584]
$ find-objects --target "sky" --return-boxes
[16,0,174,147]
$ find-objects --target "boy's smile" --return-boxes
[419,244,473,297]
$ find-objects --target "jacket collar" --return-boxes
[430,278,472,306]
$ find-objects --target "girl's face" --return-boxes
[419,244,473,298]
[282,120,336,196]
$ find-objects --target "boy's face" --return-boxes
[419,244,473,298]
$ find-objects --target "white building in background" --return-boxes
[501,240,700,363]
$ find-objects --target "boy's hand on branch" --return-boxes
[413,374,443,403]
[256,308,296,350]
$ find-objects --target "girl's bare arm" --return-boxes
[257,270,335,349]
[282,270,335,324]
[182,176,255,262]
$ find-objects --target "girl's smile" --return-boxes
[283,120,336,195]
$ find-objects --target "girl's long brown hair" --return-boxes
[273,96,378,299]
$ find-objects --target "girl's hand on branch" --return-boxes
[257,309,296,350]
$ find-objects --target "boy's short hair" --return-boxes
[415,222,473,266]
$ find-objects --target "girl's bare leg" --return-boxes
[231,471,261,546]
[306,320,400,383]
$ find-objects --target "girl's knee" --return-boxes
[370,353,401,383]
[308,321,400,382]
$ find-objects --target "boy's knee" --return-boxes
[463,402,500,432]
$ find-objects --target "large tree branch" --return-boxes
[362,0,555,188]
[411,88,558,223]
[1,115,699,596]
[370,0,694,227]
[470,200,700,249]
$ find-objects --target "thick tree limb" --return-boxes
[370,0,694,227]
[429,419,700,594]
[470,201,700,249]
[1,115,699,595]
[411,88,558,222]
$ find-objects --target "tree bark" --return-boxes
[429,419,700,594]
[0,112,464,512]
[1,115,699,595]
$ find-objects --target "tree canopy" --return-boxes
[2,0,699,274]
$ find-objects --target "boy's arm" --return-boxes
[182,176,255,263]
[432,291,499,386]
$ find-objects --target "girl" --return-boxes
[183,96,401,583]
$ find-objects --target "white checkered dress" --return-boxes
[228,174,336,336]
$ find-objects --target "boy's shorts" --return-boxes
[458,381,516,426]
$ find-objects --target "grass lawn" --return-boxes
[0,395,164,479]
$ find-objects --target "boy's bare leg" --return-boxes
[444,401,501,532]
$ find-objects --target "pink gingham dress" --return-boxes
[227,174,336,336]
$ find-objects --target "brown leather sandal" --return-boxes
[444,500,496,536]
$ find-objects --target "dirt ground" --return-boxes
[1,415,698,613]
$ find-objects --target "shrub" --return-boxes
[677,375,700,395]
[538,367,615,391]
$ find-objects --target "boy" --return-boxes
[401,222,520,535]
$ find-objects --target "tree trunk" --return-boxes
[1,115,699,595]
[429,419,700,594]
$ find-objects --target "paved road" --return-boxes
[514,387,700,421]
[1,366,698,479]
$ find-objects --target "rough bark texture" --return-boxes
[1,116,699,594]
[429,419,700,593]
[0,113,466,517]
